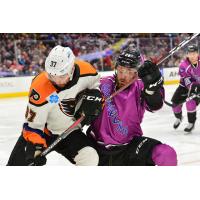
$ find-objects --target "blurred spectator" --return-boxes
[0,33,199,77]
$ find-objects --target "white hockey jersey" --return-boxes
[23,60,100,147]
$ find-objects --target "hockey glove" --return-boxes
[189,83,200,97]
[138,60,163,94]
[25,142,47,166]
[75,89,103,125]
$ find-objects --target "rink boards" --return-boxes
[0,67,179,98]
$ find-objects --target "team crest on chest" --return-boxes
[59,98,76,117]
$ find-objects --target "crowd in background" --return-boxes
[0,33,199,77]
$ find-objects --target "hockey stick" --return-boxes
[105,75,138,101]
[164,93,200,107]
[157,33,199,65]
[162,33,200,106]
[29,80,131,165]
[28,114,85,166]
[164,100,174,107]
[164,92,200,107]
[29,34,199,165]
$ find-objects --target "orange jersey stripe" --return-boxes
[23,130,47,147]
[29,72,57,105]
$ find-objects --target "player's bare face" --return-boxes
[116,66,138,88]
[48,73,70,88]
[187,52,199,64]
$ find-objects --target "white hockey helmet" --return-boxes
[45,45,75,80]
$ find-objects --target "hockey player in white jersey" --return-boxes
[7,45,102,166]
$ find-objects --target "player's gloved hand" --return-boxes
[138,60,163,94]
[25,142,47,166]
[189,83,200,97]
[74,89,103,125]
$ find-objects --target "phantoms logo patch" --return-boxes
[30,89,40,101]
[59,98,76,117]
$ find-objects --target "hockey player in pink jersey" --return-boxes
[86,48,177,166]
[172,44,200,133]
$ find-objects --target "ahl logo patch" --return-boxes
[49,94,59,103]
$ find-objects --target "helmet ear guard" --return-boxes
[45,45,75,80]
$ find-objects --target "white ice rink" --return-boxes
[0,84,200,166]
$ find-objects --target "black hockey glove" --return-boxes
[188,83,200,97]
[138,60,163,94]
[74,89,103,126]
[25,142,47,166]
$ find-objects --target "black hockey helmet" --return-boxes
[187,44,198,53]
[115,48,141,70]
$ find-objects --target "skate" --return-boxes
[173,117,183,129]
[184,123,195,133]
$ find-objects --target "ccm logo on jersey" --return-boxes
[83,95,102,102]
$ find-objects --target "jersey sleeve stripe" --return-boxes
[23,131,47,147]
[29,100,48,107]
[22,123,47,147]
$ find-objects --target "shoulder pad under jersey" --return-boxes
[180,59,189,67]
[75,60,98,77]
[29,72,57,106]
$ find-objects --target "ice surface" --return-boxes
[0,84,199,165]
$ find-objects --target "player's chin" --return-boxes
[56,83,66,88]
[118,82,126,88]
